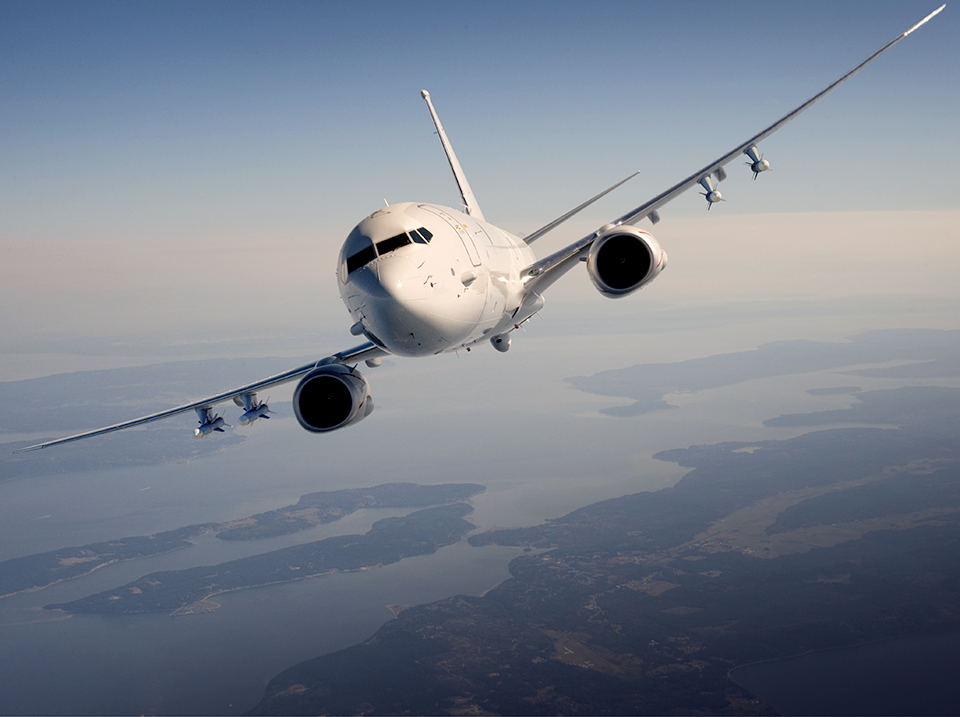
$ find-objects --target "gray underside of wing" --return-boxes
[610,6,944,229]
[517,6,943,297]
[13,342,388,453]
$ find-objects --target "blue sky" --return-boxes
[1,1,957,367]
[1,7,957,711]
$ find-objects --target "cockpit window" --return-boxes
[376,233,412,255]
[346,245,376,274]
[342,226,377,276]
[410,226,433,243]
[343,226,432,277]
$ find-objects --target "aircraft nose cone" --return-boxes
[375,257,426,302]
[347,257,425,303]
[344,256,441,356]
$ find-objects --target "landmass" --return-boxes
[0,524,213,600]
[0,356,309,435]
[806,385,860,395]
[0,355,309,481]
[763,385,956,429]
[564,328,960,416]
[1,427,247,482]
[387,604,412,617]
[216,482,484,540]
[45,503,476,615]
[250,385,960,715]
[0,482,483,599]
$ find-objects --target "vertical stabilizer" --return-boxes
[421,90,485,221]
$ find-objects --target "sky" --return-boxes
[1,0,958,376]
[0,5,958,712]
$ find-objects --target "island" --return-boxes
[45,503,477,615]
[0,482,484,600]
[564,328,959,417]
[249,385,960,715]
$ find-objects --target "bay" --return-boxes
[0,539,521,716]
[2,325,953,714]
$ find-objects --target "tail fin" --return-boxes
[421,90,485,221]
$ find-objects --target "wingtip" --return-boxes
[13,445,42,454]
[420,89,430,100]
[905,4,946,35]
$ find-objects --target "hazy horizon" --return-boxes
[1,2,958,714]
[3,1,958,362]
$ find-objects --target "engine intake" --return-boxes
[293,364,374,433]
[586,225,667,298]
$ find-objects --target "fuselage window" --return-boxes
[346,245,377,274]
[376,233,412,255]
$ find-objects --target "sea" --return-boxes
[3,310,959,714]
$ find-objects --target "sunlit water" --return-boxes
[1,317,956,714]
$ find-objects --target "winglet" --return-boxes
[421,90,485,221]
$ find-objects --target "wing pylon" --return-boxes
[520,4,945,295]
[13,342,388,453]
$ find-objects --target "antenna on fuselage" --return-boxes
[420,90,485,221]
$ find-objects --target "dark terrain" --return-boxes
[251,386,960,715]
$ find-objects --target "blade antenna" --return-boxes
[421,90,485,221]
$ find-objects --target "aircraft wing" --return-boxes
[13,342,388,453]
[521,4,945,296]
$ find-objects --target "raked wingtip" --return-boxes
[905,5,945,36]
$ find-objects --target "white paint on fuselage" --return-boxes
[337,202,536,357]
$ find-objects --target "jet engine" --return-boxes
[292,364,374,433]
[585,225,667,298]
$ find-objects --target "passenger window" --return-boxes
[376,233,412,255]
[346,245,376,274]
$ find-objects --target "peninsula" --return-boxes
[46,502,477,615]
[0,482,483,600]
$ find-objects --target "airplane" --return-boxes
[14,5,945,454]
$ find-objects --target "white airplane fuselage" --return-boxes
[337,202,536,357]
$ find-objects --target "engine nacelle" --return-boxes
[293,364,374,433]
[585,225,667,298]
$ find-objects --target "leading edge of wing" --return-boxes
[13,342,388,453]
[611,4,945,228]
[519,4,944,294]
